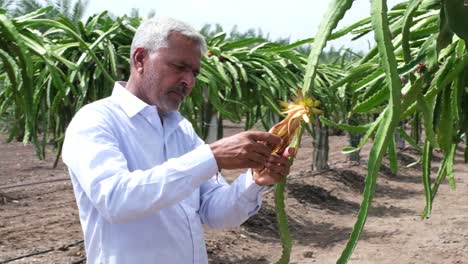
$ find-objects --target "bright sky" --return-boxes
[85,0,404,51]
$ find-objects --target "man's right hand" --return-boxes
[209,131,281,170]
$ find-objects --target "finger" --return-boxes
[255,179,267,186]
[255,176,276,186]
[282,147,296,158]
[265,162,285,172]
[267,171,285,183]
[250,142,274,157]
[246,160,264,169]
[267,154,288,165]
[247,131,282,147]
[253,167,267,175]
[255,170,282,186]
[265,162,289,176]
[245,151,268,165]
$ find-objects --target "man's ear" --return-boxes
[132,47,148,74]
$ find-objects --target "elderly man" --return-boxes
[63,17,292,264]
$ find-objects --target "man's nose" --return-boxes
[181,71,196,90]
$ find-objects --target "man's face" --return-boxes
[141,33,201,113]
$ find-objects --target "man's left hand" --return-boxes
[252,147,295,186]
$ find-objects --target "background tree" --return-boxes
[9,0,88,22]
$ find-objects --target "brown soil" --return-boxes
[0,126,467,264]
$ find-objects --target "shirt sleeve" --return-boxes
[62,107,219,224]
[199,169,266,229]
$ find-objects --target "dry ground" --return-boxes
[0,125,467,263]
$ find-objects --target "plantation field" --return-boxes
[0,124,467,264]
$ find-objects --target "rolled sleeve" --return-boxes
[198,169,266,229]
[239,169,266,216]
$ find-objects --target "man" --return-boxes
[63,17,293,264]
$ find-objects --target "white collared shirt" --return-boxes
[62,82,264,264]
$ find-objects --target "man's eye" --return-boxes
[173,64,185,71]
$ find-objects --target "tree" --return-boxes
[303,0,468,262]
[10,0,88,23]
[0,0,14,10]
[128,7,155,19]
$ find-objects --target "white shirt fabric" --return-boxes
[62,82,265,264]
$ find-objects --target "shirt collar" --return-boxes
[111,81,149,118]
[111,82,185,136]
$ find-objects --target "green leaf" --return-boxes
[437,78,454,154]
[0,14,39,154]
[338,0,402,261]
[397,127,422,152]
[208,32,226,46]
[403,54,468,120]
[319,116,372,133]
[263,96,283,116]
[213,57,231,84]
[208,85,240,122]
[415,84,439,148]
[24,18,117,83]
[445,143,457,189]
[388,133,398,175]
[437,5,454,54]
[261,38,314,53]
[342,146,359,154]
[221,37,264,50]
[402,0,423,64]
[329,63,378,91]
[444,0,468,43]
[302,0,354,97]
[400,77,424,115]
[353,87,389,113]
[13,6,52,23]
[421,139,433,219]
[349,68,384,92]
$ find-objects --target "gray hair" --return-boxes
[130,17,207,62]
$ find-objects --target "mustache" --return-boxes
[173,85,188,97]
